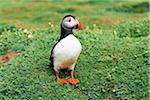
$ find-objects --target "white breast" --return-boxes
[52,34,82,71]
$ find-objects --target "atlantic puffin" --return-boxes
[50,15,83,84]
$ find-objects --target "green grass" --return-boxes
[115,19,149,38]
[0,0,149,99]
[107,1,149,13]
[0,24,52,55]
[0,22,149,99]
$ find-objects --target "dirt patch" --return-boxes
[0,52,20,63]
[107,96,114,100]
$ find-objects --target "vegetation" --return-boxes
[107,1,149,13]
[115,19,149,38]
[0,0,149,100]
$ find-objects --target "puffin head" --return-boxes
[61,15,83,30]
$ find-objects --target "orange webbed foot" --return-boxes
[68,78,80,84]
[56,72,68,84]
[57,78,68,83]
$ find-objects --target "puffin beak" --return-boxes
[75,19,83,30]
[78,22,83,30]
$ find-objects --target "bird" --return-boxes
[50,15,83,84]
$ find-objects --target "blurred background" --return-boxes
[0,0,149,29]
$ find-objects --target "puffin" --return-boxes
[50,15,83,84]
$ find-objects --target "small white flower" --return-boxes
[23,29,28,33]
[48,22,51,25]
[112,89,116,92]
[51,24,54,27]
[28,34,33,38]
[48,22,54,27]
[113,30,117,35]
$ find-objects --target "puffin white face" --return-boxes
[61,15,83,30]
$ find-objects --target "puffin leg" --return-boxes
[68,70,80,84]
[56,72,68,83]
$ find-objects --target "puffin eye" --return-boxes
[68,19,71,22]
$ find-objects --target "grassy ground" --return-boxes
[0,0,149,99]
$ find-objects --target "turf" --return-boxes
[0,0,149,100]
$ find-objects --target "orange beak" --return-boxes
[78,22,83,30]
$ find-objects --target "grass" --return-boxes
[107,1,149,13]
[0,0,148,29]
[115,19,149,38]
[0,0,149,99]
